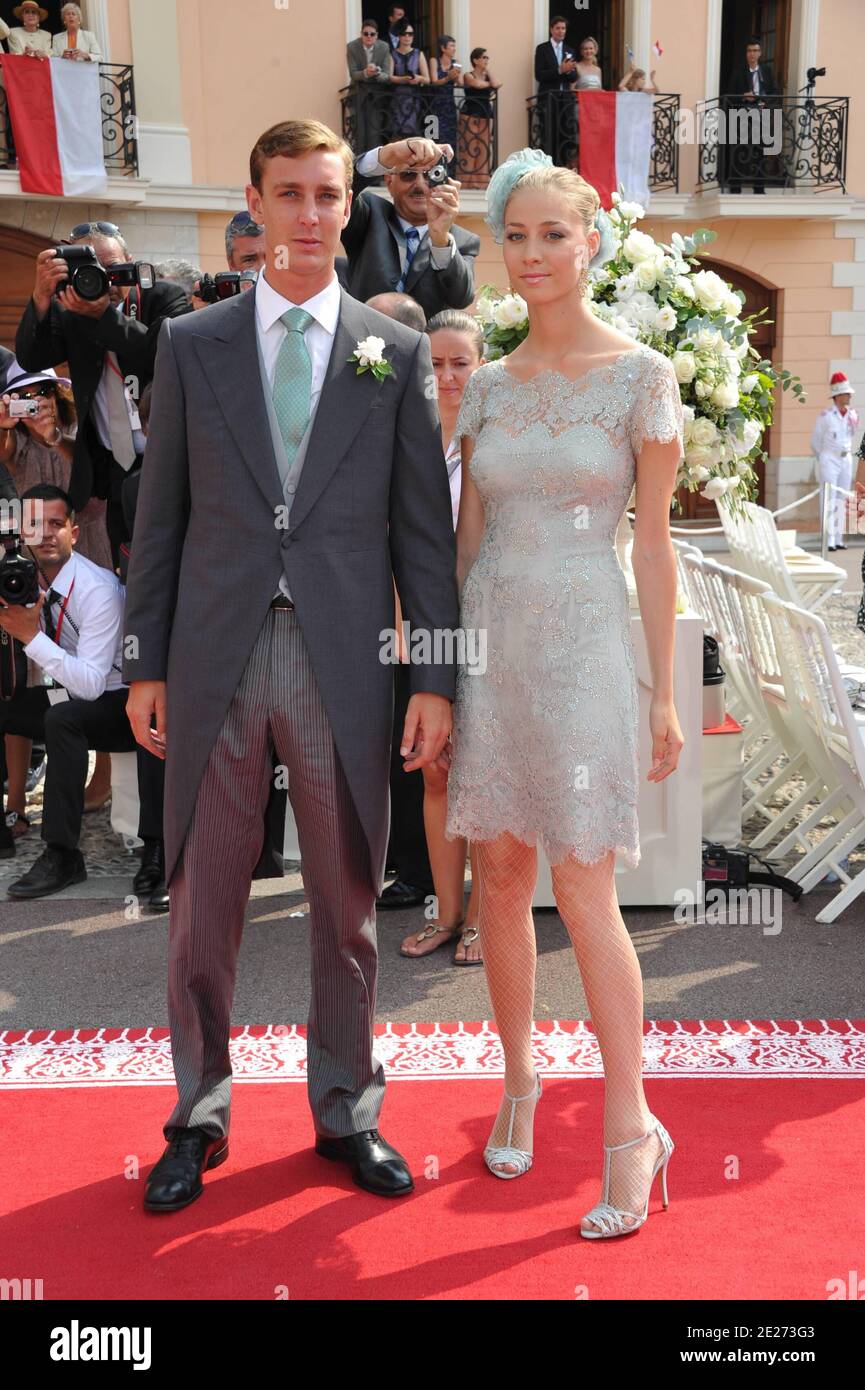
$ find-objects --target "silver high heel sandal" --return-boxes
[580,1114,674,1238]
[484,1070,542,1179]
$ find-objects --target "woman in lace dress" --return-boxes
[444,150,684,1238]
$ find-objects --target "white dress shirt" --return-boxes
[24,550,126,701]
[91,356,147,459]
[355,147,456,269]
[255,270,341,599]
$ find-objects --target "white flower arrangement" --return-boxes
[473,189,806,512]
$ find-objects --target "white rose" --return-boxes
[723,292,742,316]
[692,327,722,351]
[731,418,761,456]
[694,379,712,399]
[701,476,730,499]
[356,335,386,366]
[654,305,677,333]
[617,199,646,222]
[492,295,528,329]
[681,403,696,424]
[672,351,697,383]
[685,443,715,470]
[674,275,696,299]
[741,373,759,394]
[689,464,712,482]
[691,269,731,313]
[711,380,740,410]
[622,229,658,264]
[691,416,718,447]
[634,260,659,291]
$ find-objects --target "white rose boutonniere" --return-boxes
[348,335,394,382]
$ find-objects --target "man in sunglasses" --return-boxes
[342,136,479,320]
[15,222,190,567]
[346,18,393,155]
[225,212,267,274]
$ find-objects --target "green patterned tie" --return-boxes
[272,307,315,470]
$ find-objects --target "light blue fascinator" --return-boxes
[485,148,617,272]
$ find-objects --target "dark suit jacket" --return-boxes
[535,39,577,92]
[15,279,190,510]
[341,189,479,319]
[0,345,16,394]
[121,286,459,892]
[725,61,779,103]
[346,36,393,82]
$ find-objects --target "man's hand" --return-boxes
[0,591,45,646]
[33,247,70,319]
[379,136,455,172]
[427,177,460,246]
[126,680,168,760]
[400,692,452,772]
[56,285,112,319]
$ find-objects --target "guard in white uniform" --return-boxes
[811,371,859,549]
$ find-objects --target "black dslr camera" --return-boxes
[195,270,257,304]
[0,531,39,608]
[53,245,155,301]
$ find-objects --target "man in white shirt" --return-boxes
[0,485,159,898]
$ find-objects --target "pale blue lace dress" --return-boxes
[444,345,684,868]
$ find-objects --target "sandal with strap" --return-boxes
[5,811,31,841]
[453,921,483,966]
[400,920,462,958]
[484,1070,542,1179]
[580,1114,674,1239]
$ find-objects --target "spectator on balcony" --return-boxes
[346,18,393,154]
[459,46,500,189]
[7,2,52,59]
[390,20,429,140]
[429,35,461,175]
[0,18,10,47]
[52,4,101,60]
[224,211,266,273]
[386,6,407,50]
[723,37,780,194]
[347,136,480,320]
[15,223,190,567]
[619,62,656,94]
[534,16,578,167]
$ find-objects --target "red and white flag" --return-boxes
[0,55,107,198]
[577,90,654,210]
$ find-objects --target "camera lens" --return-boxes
[1,572,23,598]
[72,264,109,301]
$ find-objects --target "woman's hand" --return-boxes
[26,396,60,446]
[0,395,19,431]
[647,697,683,782]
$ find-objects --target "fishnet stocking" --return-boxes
[550,849,667,1232]
[475,834,540,1174]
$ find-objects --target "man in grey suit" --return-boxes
[344,139,480,320]
[124,120,459,1211]
[346,18,393,155]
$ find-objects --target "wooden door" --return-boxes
[0,225,54,350]
[674,258,777,521]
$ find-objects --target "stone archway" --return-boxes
[676,256,778,520]
[0,224,54,350]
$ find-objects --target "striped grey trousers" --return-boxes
[163,605,386,1141]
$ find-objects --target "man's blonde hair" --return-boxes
[249,120,354,193]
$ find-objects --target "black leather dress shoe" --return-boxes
[133,838,165,894]
[149,882,170,913]
[7,846,86,899]
[375,880,430,911]
[315,1129,414,1196]
[143,1127,229,1212]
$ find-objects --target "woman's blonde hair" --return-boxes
[505,165,600,235]
[623,69,646,90]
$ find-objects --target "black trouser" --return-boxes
[0,684,163,852]
[386,662,433,893]
[89,438,143,568]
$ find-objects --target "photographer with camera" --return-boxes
[15,223,191,566]
[345,137,479,319]
[0,485,164,900]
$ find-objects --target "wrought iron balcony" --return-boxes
[0,63,139,178]
[526,91,680,192]
[340,82,499,188]
[697,94,848,193]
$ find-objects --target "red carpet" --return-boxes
[2,1022,863,1300]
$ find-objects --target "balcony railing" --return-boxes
[526,91,680,192]
[340,83,499,188]
[0,63,139,178]
[697,94,848,193]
